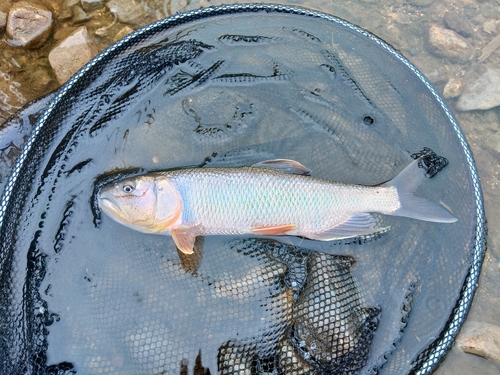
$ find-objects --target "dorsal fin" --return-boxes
[251,159,311,175]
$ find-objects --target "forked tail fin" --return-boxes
[382,159,457,223]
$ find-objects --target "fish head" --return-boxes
[98,175,182,233]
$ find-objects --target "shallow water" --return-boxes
[0,0,499,374]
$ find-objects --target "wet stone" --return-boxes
[457,321,500,364]
[72,5,90,24]
[456,68,500,111]
[0,10,6,29]
[443,77,463,99]
[426,24,474,63]
[106,0,153,27]
[81,0,104,12]
[443,11,473,37]
[48,26,98,84]
[407,0,434,6]
[6,2,53,49]
[113,26,134,42]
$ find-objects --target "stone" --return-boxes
[113,26,134,42]
[426,24,474,63]
[6,2,53,49]
[72,5,90,24]
[48,27,98,84]
[457,321,500,364]
[443,11,473,37]
[0,11,7,29]
[81,0,104,12]
[106,0,153,27]
[483,20,497,34]
[407,0,434,6]
[456,68,500,111]
[443,78,463,99]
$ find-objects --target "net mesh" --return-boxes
[0,4,485,375]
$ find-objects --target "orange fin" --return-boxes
[171,226,201,255]
[251,224,296,235]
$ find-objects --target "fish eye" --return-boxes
[121,180,136,193]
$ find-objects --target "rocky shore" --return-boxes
[0,1,499,374]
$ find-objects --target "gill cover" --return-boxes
[153,177,182,231]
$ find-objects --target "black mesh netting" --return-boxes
[0,4,485,375]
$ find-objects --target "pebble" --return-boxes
[443,11,473,37]
[443,77,463,99]
[6,2,53,49]
[0,11,7,29]
[72,5,90,24]
[426,24,474,63]
[457,321,500,364]
[82,0,105,12]
[456,68,500,111]
[483,20,497,34]
[48,27,98,84]
[113,26,134,42]
[106,0,152,27]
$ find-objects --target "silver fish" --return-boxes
[98,159,457,254]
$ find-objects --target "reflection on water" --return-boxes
[0,0,499,374]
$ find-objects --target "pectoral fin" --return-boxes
[171,226,201,255]
[252,224,296,235]
[306,213,389,241]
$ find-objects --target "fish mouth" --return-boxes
[98,193,125,222]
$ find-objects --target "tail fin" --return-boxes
[382,160,457,223]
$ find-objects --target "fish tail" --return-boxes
[382,159,457,223]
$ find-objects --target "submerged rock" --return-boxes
[106,0,153,27]
[457,321,500,364]
[0,11,7,29]
[443,78,463,99]
[82,0,105,12]
[456,68,500,111]
[426,24,474,63]
[6,2,53,48]
[48,27,98,84]
[443,11,473,37]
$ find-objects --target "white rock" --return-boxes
[457,321,500,364]
[6,2,53,48]
[48,27,98,84]
[456,68,500,111]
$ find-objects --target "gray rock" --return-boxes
[481,2,500,19]
[81,0,104,12]
[457,321,500,364]
[426,24,474,63]
[444,11,473,37]
[48,27,98,84]
[106,0,154,27]
[6,2,53,49]
[456,68,500,111]
[0,11,7,29]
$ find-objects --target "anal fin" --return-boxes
[307,213,388,241]
[252,224,296,235]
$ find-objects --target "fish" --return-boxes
[97,158,457,254]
